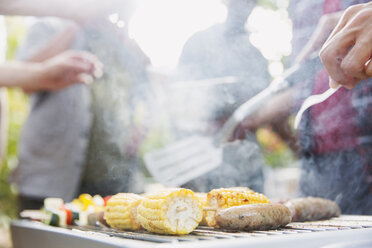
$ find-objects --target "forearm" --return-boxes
[231,88,296,142]
[244,88,295,130]
[0,62,40,89]
[0,0,125,23]
[0,0,73,19]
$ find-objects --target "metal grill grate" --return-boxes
[11,215,372,248]
[66,215,372,244]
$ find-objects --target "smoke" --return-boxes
[77,22,154,196]
[296,73,372,215]
[299,149,372,214]
[182,136,265,193]
[155,0,274,194]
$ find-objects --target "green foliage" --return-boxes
[261,147,296,168]
[5,17,26,60]
[0,17,28,227]
[0,155,18,227]
[0,89,29,227]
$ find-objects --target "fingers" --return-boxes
[59,61,96,86]
[40,50,103,91]
[65,60,91,74]
[229,125,246,142]
[325,4,364,42]
[65,50,104,77]
[365,59,372,77]
[341,39,372,80]
[76,73,94,85]
[340,10,372,81]
[319,31,356,87]
[58,50,104,86]
[328,78,340,89]
[320,6,372,89]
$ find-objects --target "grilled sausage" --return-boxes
[284,197,341,222]
[215,203,292,231]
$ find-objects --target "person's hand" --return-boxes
[24,50,103,93]
[229,116,258,141]
[319,2,372,89]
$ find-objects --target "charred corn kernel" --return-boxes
[104,193,144,230]
[207,188,270,208]
[205,188,270,227]
[137,188,203,235]
[195,193,208,226]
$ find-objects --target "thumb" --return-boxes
[365,59,372,77]
[329,77,340,88]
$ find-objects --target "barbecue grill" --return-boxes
[11,215,372,248]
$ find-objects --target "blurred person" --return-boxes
[238,0,372,214]
[320,2,372,89]
[0,0,125,165]
[290,0,372,215]
[0,18,100,164]
[11,20,101,211]
[178,0,270,124]
[13,1,155,211]
[175,0,270,193]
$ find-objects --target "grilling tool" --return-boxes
[294,85,342,129]
[144,55,323,187]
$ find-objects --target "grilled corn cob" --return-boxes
[205,188,270,227]
[226,187,254,192]
[137,188,203,235]
[195,193,208,226]
[104,193,144,230]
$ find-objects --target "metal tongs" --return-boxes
[144,55,323,187]
[216,54,324,142]
[294,85,342,129]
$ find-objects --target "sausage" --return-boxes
[215,203,292,231]
[284,197,341,222]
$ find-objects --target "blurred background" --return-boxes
[0,0,296,235]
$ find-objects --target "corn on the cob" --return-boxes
[205,188,270,227]
[195,193,208,226]
[225,187,254,192]
[137,188,203,235]
[104,193,144,230]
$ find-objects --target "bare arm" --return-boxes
[232,88,299,154]
[238,88,295,132]
[0,0,125,24]
[0,62,41,88]
[0,0,78,19]
[0,51,102,92]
